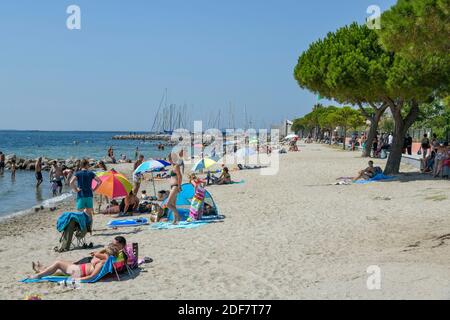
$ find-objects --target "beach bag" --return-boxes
[374,167,383,175]
[123,244,138,269]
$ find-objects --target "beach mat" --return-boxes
[150,215,225,230]
[354,174,395,184]
[107,218,149,228]
[21,256,116,284]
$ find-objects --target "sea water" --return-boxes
[0,130,168,219]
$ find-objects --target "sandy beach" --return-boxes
[1,143,449,300]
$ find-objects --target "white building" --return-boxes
[271,120,294,138]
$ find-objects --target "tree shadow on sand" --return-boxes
[378,171,449,183]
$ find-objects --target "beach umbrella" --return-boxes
[191,157,217,172]
[133,159,170,196]
[92,169,132,199]
[285,134,299,140]
[134,160,166,175]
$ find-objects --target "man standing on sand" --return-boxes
[70,159,102,229]
[133,154,145,194]
[0,152,5,175]
[35,157,43,188]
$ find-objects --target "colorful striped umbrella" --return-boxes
[192,157,217,172]
[92,169,132,199]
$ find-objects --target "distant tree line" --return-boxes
[293,0,449,174]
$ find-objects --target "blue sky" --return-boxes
[0,0,396,131]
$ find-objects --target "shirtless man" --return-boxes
[353,161,376,181]
[49,161,64,194]
[35,157,43,188]
[0,152,5,175]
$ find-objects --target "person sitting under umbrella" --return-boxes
[217,167,232,185]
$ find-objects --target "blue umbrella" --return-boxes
[133,159,171,196]
[134,160,168,175]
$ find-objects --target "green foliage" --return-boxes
[378,0,450,59]
[294,22,448,105]
[412,99,450,140]
[292,105,365,135]
[379,116,395,133]
[378,0,450,96]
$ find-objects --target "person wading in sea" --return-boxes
[0,152,5,175]
[35,157,43,188]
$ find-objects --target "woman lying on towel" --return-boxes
[29,244,120,281]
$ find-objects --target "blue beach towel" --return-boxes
[231,180,245,185]
[354,174,395,184]
[56,212,91,233]
[150,215,225,230]
[21,256,117,284]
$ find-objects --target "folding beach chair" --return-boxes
[57,219,88,252]
[112,243,139,281]
[55,212,92,252]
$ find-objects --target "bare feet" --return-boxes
[32,261,44,273]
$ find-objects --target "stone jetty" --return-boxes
[112,134,172,141]
[1,155,120,172]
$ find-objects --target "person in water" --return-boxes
[29,243,120,281]
[10,159,16,180]
[49,161,64,195]
[166,153,182,224]
[0,152,5,175]
[35,157,43,188]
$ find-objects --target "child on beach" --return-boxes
[187,174,206,222]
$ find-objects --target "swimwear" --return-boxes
[0,161,5,168]
[35,172,43,180]
[79,263,88,277]
[169,170,177,177]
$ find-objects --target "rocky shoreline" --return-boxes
[1,154,120,172]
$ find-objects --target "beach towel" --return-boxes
[21,256,117,284]
[56,212,91,233]
[353,174,395,184]
[150,215,225,230]
[230,180,245,185]
[107,218,149,228]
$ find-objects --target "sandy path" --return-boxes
[1,144,449,300]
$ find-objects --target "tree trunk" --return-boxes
[364,117,377,157]
[357,102,388,157]
[384,100,420,175]
[343,127,347,150]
